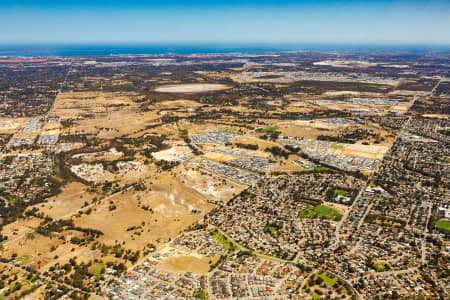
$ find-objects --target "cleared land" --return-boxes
[158,255,213,275]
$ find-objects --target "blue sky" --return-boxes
[1,0,449,45]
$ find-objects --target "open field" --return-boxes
[50,91,160,138]
[299,205,343,221]
[435,220,450,233]
[303,271,351,300]
[30,182,99,219]
[2,231,102,272]
[67,109,160,138]
[1,217,42,240]
[51,91,138,118]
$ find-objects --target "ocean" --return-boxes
[0,43,449,57]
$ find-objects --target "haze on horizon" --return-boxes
[1,0,450,46]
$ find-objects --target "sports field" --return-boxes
[299,205,343,221]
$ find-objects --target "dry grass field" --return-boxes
[154,99,203,109]
[158,254,213,275]
[0,117,25,134]
[1,217,42,240]
[50,91,160,138]
[72,171,216,249]
[51,91,138,118]
[30,182,100,219]
[280,119,396,147]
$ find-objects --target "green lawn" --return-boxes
[242,193,255,199]
[303,272,338,300]
[89,262,106,280]
[368,181,376,187]
[260,126,280,133]
[219,128,238,134]
[263,225,279,237]
[331,145,344,150]
[193,290,209,299]
[2,195,18,205]
[318,272,338,286]
[313,166,331,171]
[17,255,32,266]
[299,205,342,221]
[374,262,389,272]
[436,219,450,233]
[333,189,349,196]
[210,230,235,251]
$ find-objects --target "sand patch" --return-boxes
[152,146,193,162]
[203,151,240,162]
[70,163,115,182]
[339,143,388,159]
[323,201,349,215]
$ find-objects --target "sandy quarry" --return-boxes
[70,160,150,183]
[154,83,231,93]
[70,163,115,182]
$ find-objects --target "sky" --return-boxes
[1,0,449,45]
